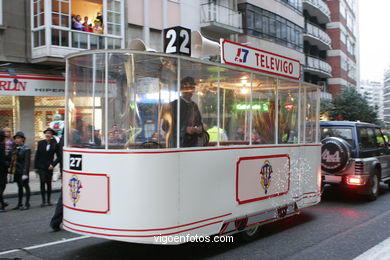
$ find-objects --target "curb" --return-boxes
[4,188,61,199]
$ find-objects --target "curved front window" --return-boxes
[66,51,319,149]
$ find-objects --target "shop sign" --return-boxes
[0,74,65,96]
[221,39,301,80]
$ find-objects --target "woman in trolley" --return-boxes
[62,40,321,244]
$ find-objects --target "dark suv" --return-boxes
[321,121,390,200]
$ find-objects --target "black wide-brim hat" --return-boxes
[13,131,26,139]
[180,76,196,87]
[43,128,57,135]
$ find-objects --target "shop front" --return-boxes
[0,72,65,149]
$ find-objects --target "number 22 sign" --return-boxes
[163,26,191,56]
[69,154,82,170]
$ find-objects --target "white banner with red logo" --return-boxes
[63,170,110,214]
[236,154,290,204]
[0,73,65,96]
[221,39,301,80]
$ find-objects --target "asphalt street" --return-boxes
[1,184,390,260]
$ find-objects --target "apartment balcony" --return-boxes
[320,91,332,100]
[200,3,243,35]
[304,55,332,78]
[32,29,123,62]
[304,22,331,50]
[31,0,124,64]
[302,0,330,24]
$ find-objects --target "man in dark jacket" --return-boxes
[34,128,59,207]
[0,130,9,212]
[162,76,205,148]
[50,134,64,231]
[9,131,31,210]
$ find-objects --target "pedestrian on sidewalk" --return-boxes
[3,127,14,183]
[34,128,59,207]
[50,134,64,231]
[9,131,31,210]
[0,130,9,212]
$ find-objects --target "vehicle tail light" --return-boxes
[346,175,365,185]
[355,161,364,174]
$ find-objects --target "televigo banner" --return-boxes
[221,39,301,80]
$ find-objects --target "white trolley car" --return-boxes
[63,49,321,244]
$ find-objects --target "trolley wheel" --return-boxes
[240,225,260,242]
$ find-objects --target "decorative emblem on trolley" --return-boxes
[69,174,83,207]
[260,160,273,194]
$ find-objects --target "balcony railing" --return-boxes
[200,3,242,33]
[70,29,122,50]
[320,91,332,100]
[305,22,331,49]
[303,0,330,22]
[278,0,303,13]
[305,55,332,77]
[32,27,122,59]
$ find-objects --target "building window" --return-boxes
[238,3,303,52]
[33,0,45,28]
[32,0,124,51]
[34,97,65,143]
[106,0,121,36]
[340,30,346,44]
[33,29,46,47]
[0,96,18,133]
[0,0,3,26]
[340,1,346,18]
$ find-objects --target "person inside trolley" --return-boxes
[162,76,207,148]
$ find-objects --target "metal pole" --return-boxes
[275,79,279,144]
[105,52,108,149]
[176,58,181,148]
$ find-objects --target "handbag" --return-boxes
[182,102,209,147]
[183,131,209,147]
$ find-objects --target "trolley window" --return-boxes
[66,51,320,150]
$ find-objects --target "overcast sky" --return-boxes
[359,0,390,82]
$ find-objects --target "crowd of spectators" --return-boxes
[71,12,103,34]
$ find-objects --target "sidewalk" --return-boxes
[4,171,62,199]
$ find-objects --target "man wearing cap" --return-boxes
[162,76,205,147]
[34,128,59,207]
[0,130,9,212]
[9,131,31,210]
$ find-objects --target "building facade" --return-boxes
[326,0,359,97]
[358,80,384,121]
[302,0,332,100]
[383,69,390,125]
[0,0,125,149]
[0,0,360,150]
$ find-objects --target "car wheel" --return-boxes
[240,225,260,242]
[366,173,380,201]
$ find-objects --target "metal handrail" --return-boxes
[303,0,330,18]
[305,22,331,47]
[306,55,332,75]
[200,2,242,29]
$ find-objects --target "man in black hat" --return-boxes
[9,131,31,210]
[0,130,9,212]
[34,128,59,207]
[162,76,205,147]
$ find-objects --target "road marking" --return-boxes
[0,236,89,256]
[354,236,390,260]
